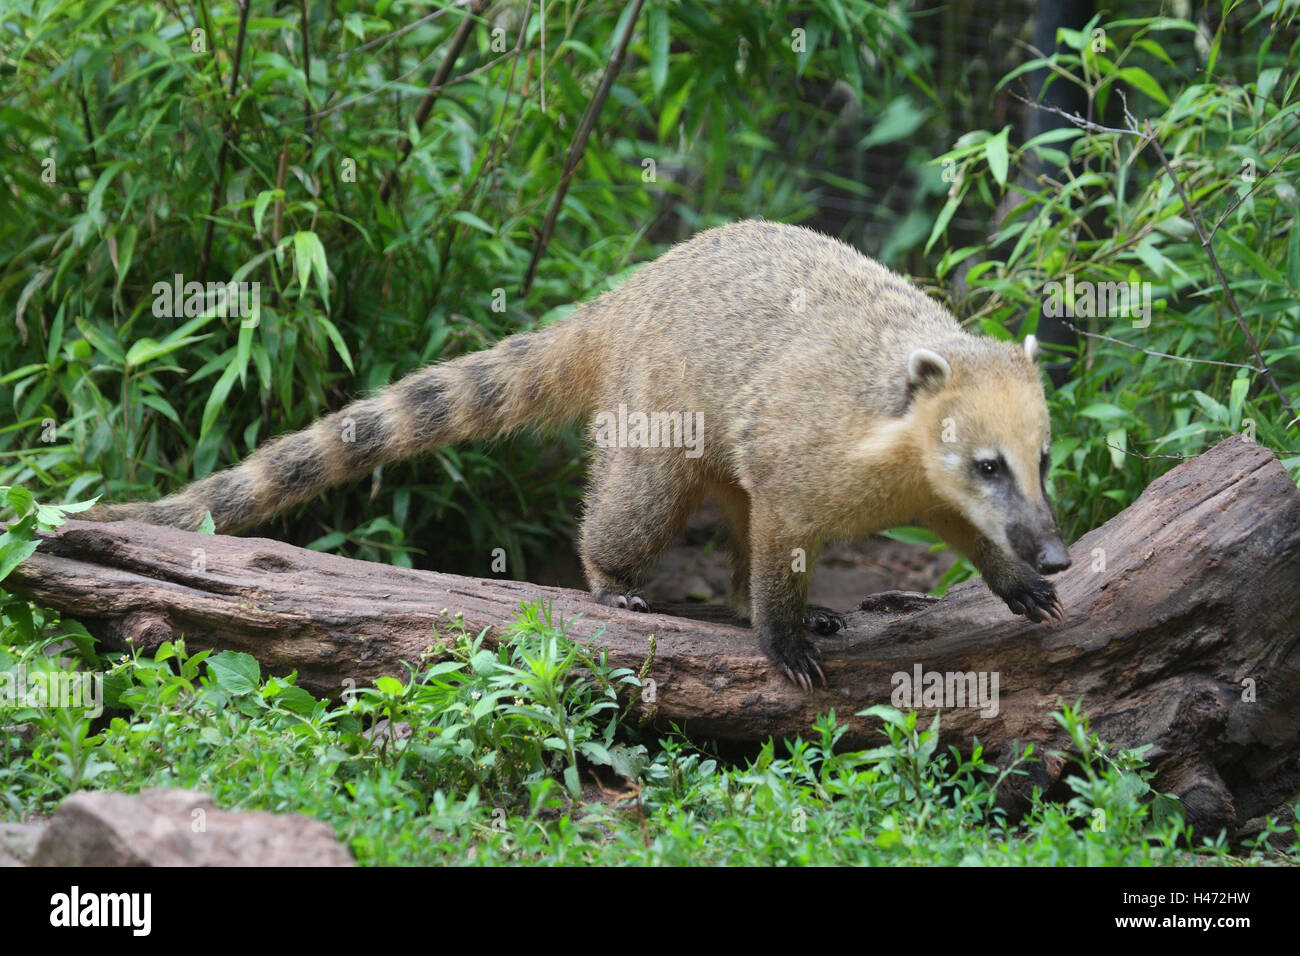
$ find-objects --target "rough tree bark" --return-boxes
[6,437,1299,835]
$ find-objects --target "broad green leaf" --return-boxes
[314,315,354,373]
[648,1,669,95]
[200,360,243,440]
[76,319,126,364]
[1105,427,1127,469]
[1117,67,1170,106]
[1079,403,1130,422]
[253,189,280,236]
[563,764,581,798]
[1228,375,1249,426]
[0,532,40,583]
[985,126,1010,186]
[114,224,137,291]
[374,675,405,695]
[206,651,261,696]
[292,231,327,297]
[6,486,37,516]
[450,210,494,234]
[925,195,960,254]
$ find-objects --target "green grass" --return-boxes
[3,584,1296,866]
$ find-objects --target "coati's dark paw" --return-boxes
[596,591,650,613]
[762,632,826,691]
[997,575,1065,626]
[802,604,845,635]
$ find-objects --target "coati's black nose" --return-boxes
[1036,538,1071,574]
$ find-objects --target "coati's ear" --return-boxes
[1023,334,1040,363]
[907,348,951,393]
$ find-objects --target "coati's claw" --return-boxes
[998,575,1061,626]
[1048,595,1067,626]
[764,633,825,690]
[802,605,845,635]
[597,592,651,613]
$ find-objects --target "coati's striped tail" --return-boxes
[83,314,605,533]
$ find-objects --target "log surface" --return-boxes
[8,437,1300,835]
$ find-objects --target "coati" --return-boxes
[85,220,1071,688]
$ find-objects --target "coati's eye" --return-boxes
[975,458,999,478]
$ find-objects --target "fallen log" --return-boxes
[6,437,1300,835]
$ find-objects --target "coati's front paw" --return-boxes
[994,573,1065,625]
[802,604,845,635]
[761,630,826,691]
[595,591,650,613]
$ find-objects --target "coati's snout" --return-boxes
[1006,519,1071,574]
[1035,532,1071,574]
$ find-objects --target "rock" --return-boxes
[363,717,413,745]
[0,822,45,865]
[31,788,353,866]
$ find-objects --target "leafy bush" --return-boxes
[0,0,941,578]
[930,9,1300,543]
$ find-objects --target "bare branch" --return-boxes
[521,0,648,296]
[1135,113,1299,430]
[379,0,490,203]
[198,0,252,284]
[1013,91,1298,433]
[1207,123,1300,241]
[1059,318,1263,372]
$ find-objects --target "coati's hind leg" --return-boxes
[714,482,752,621]
[580,449,703,613]
[748,501,827,690]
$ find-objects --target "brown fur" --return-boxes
[86,220,1069,686]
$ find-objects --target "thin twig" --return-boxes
[1207,123,1300,241]
[330,1,471,63]
[1129,101,1298,429]
[1015,91,1298,432]
[1059,319,1262,371]
[521,0,647,296]
[1107,440,1300,461]
[198,0,252,284]
[77,87,98,169]
[1009,89,1139,138]
[379,0,489,203]
[300,0,314,142]
[301,35,522,127]
[1105,442,1197,461]
[426,4,535,309]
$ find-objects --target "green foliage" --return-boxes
[7,2,1294,589]
[3,595,1297,864]
[930,8,1300,550]
[0,0,940,578]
